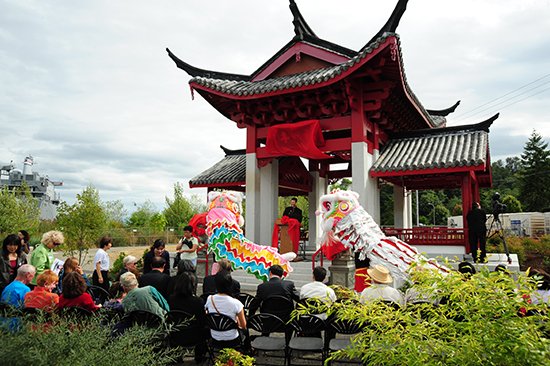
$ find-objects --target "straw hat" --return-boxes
[367,265,393,284]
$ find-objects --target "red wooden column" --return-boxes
[461,173,473,254]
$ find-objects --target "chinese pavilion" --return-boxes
[168,0,496,254]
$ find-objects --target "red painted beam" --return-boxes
[370,164,486,178]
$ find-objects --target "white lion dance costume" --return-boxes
[206,191,294,281]
[317,190,449,287]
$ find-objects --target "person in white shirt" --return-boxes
[300,266,336,304]
[205,271,246,347]
[92,236,112,292]
[176,226,199,267]
[359,264,404,306]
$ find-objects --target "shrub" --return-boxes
[295,267,550,366]
[1,313,179,366]
[214,348,255,366]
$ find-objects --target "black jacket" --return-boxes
[139,270,171,299]
[250,277,299,317]
[282,206,302,223]
[202,274,241,297]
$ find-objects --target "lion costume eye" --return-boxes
[323,201,332,211]
[339,202,350,211]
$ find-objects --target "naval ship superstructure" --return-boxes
[0,156,62,220]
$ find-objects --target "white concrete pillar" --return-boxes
[405,189,413,229]
[351,142,380,223]
[259,159,279,245]
[308,171,327,250]
[245,153,261,242]
[393,184,405,228]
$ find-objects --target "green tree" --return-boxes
[103,199,127,228]
[127,200,157,228]
[163,183,194,229]
[502,194,522,213]
[149,212,167,232]
[56,185,108,263]
[519,131,550,211]
[329,178,352,191]
[0,183,40,236]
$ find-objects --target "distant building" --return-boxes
[0,156,62,220]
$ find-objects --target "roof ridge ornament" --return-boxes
[427,101,461,116]
[289,0,317,40]
[361,0,409,51]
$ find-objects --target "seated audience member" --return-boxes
[116,255,139,281]
[58,272,99,312]
[0,234,28,292]
[202,258,240,297]
[31,230,63,287]
[300,266,336,304]
[1,264,35,308]
[169,272,209,363]
[172,259,198,294]
[204,271,246,348]
[24,270,59,311]
[250,264,299,318]
[359,265,404,306]
[57,257,91,293]
[139,256,171,299]
[18,230,31,254]
[120,272,169,319]
[143,239,170,275]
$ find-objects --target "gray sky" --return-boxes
[1,0,549,213]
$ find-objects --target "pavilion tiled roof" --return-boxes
[189,154,246,186]
[371,115,498,174]
[190,33,393,97]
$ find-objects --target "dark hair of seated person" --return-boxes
[177,259,196,275]
[173,272,196,297]
[269,265,284,278]
[62,272,87,299]
[313,266,327,282]
[151,256,166,269]
[214,271,233,294]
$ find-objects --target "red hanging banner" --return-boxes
[264,119,330,160]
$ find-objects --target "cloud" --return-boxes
[1,0,549,213]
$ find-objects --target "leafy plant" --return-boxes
[1,313,179,366]
[214,348,255,366]
[0,183,40,236]
[295,268,550,366]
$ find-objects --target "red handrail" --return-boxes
[311,247,325,271]
[381,227,466,246]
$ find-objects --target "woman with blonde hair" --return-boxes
[24,269,59,311]
[30,231,63,287]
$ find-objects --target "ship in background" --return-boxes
[0,156,63,220]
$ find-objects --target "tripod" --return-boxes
[486,213,512,264]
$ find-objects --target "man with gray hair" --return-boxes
[120,272,169,319]
[1,264,36,308]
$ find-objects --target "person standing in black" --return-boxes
[466,202,487,263]
[282,197,302,223]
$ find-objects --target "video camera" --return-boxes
[492,192,507,217]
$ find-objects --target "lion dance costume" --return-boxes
[206,191,294,281]
[317,190,449,288]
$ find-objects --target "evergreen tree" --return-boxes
[163,183,194,229]
[519,131,550,211]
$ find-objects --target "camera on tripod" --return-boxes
[491,192,507,216]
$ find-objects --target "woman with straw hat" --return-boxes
[359,264,404,306]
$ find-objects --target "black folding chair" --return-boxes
[125,310,164,328]
[325,316,365,364]
[205,312,242,362]
[287,315,326,365]
[260,295,295,323]
[21,307,51,322]
[87,285,111,305]
[248,313,288,365]
[237,293,256,318]
[166,310,210,361]
[58,306,94,319]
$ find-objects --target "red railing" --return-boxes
[382,227,466,246]
[311,247,325,271]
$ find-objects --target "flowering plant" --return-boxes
[214,348,254,366]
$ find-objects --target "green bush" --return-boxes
[295,267,550,366]
[1,313,179,366]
